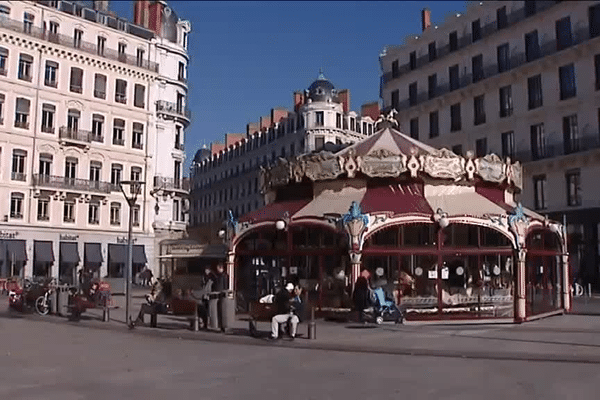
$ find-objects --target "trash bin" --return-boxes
[51,288,58,315]
[218,290,235,332]
[208,292,220,330]
[56,286,70,317]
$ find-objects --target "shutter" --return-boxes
[92,113,104,122]
[20,53,33,63]
[42,103,56,112]
[16,98,30,114]
[40,153,53,161]
[132,122,143,133]
[68,108,80,117]
[0,47,8,56]
[46,60,59,68]
[114,118,125,127]
[95,74,106,92]
[0,93,5,101]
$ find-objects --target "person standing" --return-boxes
[213,263,229,292]
[352,276,371,323]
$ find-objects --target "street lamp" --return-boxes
[118,180,144,327]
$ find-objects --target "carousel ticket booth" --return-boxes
[227,114,570,323]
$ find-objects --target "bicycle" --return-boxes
[35,286,54,316]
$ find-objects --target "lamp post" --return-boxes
[118,180,144,327]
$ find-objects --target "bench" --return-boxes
[139,297,202,330]
[247,302,304,338]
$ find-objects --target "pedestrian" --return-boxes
[269,282,299,340]
[352,276,371,323]
[145,268,154,286]
[213,263,229,292]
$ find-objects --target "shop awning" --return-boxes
[133,245,147,264]
[239,198,310,224]
[361,183,433,216]
[5,240,27,262]
[160,243,227,259]
[34,241,55,263]
[84,243,103,264]
[425,186,507,218]
[60,242,80,264]
[108,244,126,264]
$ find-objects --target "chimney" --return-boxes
[93,0,109,13]
[293,91,305,111]
[421,8,431,32]
[338,89,350,114]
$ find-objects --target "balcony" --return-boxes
[41,126,55,134]
[513,135,600,163]
[45,79,57,88]
[175,142,185,151]
[70,84,82,94]
[0,67,6,76]
[0,16,159,73]
[132,142,144,150]
[37,215,50,222]
[33,174,112,194]
[18,74,32,82]
[94,90,106,99]
[115,93,127,104]
[153,176,190,192]
[11,172,27,182]
[14,121,29,129]
[112,138,125,146]
[59,126,94,146]
[156,101,191,126]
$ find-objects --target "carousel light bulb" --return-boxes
[275,220,286,231]
[218,229,226,238]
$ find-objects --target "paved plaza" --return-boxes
[2,290,600,399]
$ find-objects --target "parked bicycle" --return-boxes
[35,286,55,316]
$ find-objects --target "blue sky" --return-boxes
[110,1,468,173]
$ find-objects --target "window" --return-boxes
[533,175,547,210]
[39,154,52,177]
[429,111,439,138]
[472,54,483,83]
[10,193,23,219]
[452,144,463,156]
[65,157,77,184]
[12,149,26,181]
[132,205,140,227]
[474,95,485,125]
[113,119,125,145]
[595,54,600,90]
[23,12,34,34]
[118,42,126,61]
[70,67,83,93]
[315,111,324,126]
[528,75,543,109]
[428,74,436,99]
[0,47,7,75]
[88,202,99,225]
[132,84,145,108]
[67,108,80,132]
[111,164,122,188]
[559,64,576,100]
[409,82,417,106]
[44,60,58,87]
[173,199,180,222]
[391,60,399,78]
[48,21,59,42]
[589,4,600,39]
[525,1,536,17]
[15,97,30,129]
[530,123,546,160]
[501,131,515,159]
[73,29,82,48]
[94,74,106,99]
[409,51,416,70]
[449,64,459,91]
[563,114,579,154]
[525,30,540,62]
[89,161,101,183]
[350,118,355,131]
[175,126,183,150]
[497,6,508,30]
[391,89,399,111]
[499,85,513,118]
[63,201,75,223]
[174,161,181,186]
[566,169,581,206]
[110,202,121,225]
[450,103,461,132]
[472,19,481,42]
[556,17,572,51]
[409,118,419,140]
[178,61,186,81]
[91,114,104,141]
[336,113,341,128]
[18,53,33,81]
[0,93,3,124]
[97,36,106,56]
[41,103,55,133]
[428,41,436,62]
[177,93,185,114]
[497,43,510,73]
[37,199,49,221]
[475,138,487,157]
[130,166,142,182]
[315,136,325,151]
[132,122,144,149]
[0,5,10,17]
[115,79,127,103]
[449,31,458,52]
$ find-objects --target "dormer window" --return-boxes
[316,88,323,95]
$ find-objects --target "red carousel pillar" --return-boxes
[515,249,527,323]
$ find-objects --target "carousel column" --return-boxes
[51,240,60,281]
[226,251,235,292]
[349,252,362,288]
[562,253,571,312]
[515,249,527,323]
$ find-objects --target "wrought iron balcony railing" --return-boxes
[153,176,190,192]
[33,174,112,194]
[59,126,94,143]
[156,101,191,120]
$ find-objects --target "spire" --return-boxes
[318,68,326,81]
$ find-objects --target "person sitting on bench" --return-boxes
[269,283,299,340]
[131,280,172,327]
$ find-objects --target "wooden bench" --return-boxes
[247,302,304,338]
[140,297,202,330]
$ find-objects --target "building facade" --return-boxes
[189,74,378,246]
[380,0,600,288]
[0,0,190,286]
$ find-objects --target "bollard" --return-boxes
[191,305,199,332]
[102,305,110,322]
[307,306,316,340]
[589,283,592,297]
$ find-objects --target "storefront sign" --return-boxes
[116,237,137,244]
[0,230,18,239]
[60,234,79,241]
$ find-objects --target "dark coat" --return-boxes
[274,289,292,315]
[352,277,371,311]
[213,272,229,292]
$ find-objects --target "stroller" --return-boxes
[363,287,404,325]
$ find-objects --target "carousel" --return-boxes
[222,112,570,323]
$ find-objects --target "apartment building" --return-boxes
[0,0,190,285]
[379,0,600,287]
[189,74,379,244]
